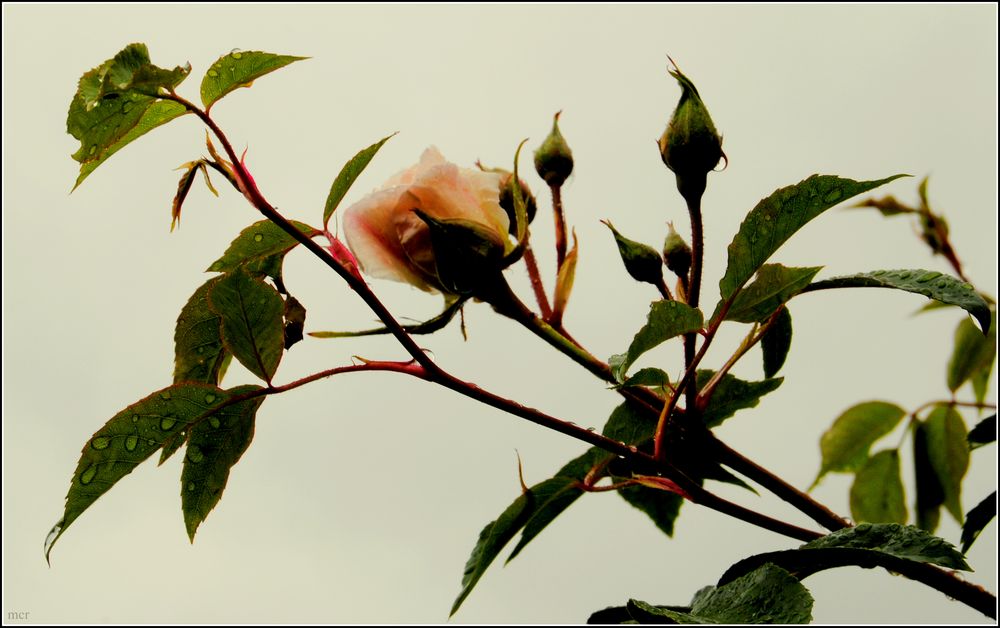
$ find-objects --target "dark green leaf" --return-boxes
[323,134,395,227]
[96,43,190,99]
[719,174,906,302]
[46,383,231,563]
[801,269,991,334]
[961,492,996,554]
[617,483,684,537]
[201,50,307,109]
[913,419,945,533]
[73,100,188,190]
[620,368,671,390]
[310,296,467,338]
[173,277,227,385]
[922,405,969,523]
[814,401,906,484]
[626,599,702,624]
[182,385,264,541]
[971,363,993,406]
[850,449,907,524]
[506,477,585,563]
[721,265,821,323]
[760,306,792,378]
[613,301,703,380]
[207,219,320,274]
[587,605,642,624]
[209,268,285,383]
[696,370,782,428]
[968,414,996,449]
[603,400,658,444]
[801,522,970,570]
[629,564,813,624]
[947,314,996,392]
[451,491,534,616]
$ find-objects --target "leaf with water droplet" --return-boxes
[201,50,307,109]
[47,383,231,563]
[612,300,703,381]
[323,134,397,228]
[719,264,821,323]
[697,370,783,428]
[802,522,969,570]
[719,174,908,302]
[68,44,190,189]
[800,269,991,334]
[181,385,263,542]
[207,219,320,281]
[209,268,285,384]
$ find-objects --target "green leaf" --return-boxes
[323,134,396,228]
[207,219,320,274]
[603,400,658,444]
[850,449,907,524]
[801,269,991,334]
[971,362,993,406]
[967,414,996,449]
[209,268,285,384]
[696,370,783,428]
[451,491,535,616]
[68,43,191,188]
[913,419,945,533]
[721,265,821,323]
[617,483,684,537]
[801,522,970,570]
[629,564,813,624]
[73,100,188,190]
[613,301,703,380]
[719,174,906,302]
[961,492,996,554]
[619,368,671,390]
[506,477,585,563]
[182,385,264,541]
[947,313,996,392]
[201,50,307,109]
[814,401,906,484]
[922,405,969,523]
[173,277,227,385]
[760,306,792,378]
[46,383,231,563]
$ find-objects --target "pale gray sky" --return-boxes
[3,3,997,624]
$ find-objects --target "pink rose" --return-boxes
[342,147,510,294]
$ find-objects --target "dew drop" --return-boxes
[44,521,64,561]
[80,465,98,485]
[88,145,97,155]
[209,417,222,429]
[204,393,217,404]
[125,435,139,452]
[187,445,205,464]
[207,69,219,78]
[196,346,205,354]
[159,390,172,400]
[823,188,842,203]
[122,101,133,114]
[897,271,912,280]
[148,439,156,446]
[90,436,111,450]
[916,271,942,283]
[186,482,196,492]
[160,417,177,431]
[231,50,243,60]
[253,233,264,242]
[132,414,140,423]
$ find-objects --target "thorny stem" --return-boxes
[521,242,552,319]
[169,94,994,613]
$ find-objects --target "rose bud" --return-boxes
[662,221,692,279]
[479,164,538,236]
[658,61,724,199]
[603,220,664,286]
[534,111,574,187]
[342,147,511,295]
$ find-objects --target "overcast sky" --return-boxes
[3,4,997,624]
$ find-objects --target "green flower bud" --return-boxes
[413,209,507,296]
[603,220,664,285]
[485,167,537,236]
[534,111,574,187]
[662,221,692,279]
[658,61,724,198]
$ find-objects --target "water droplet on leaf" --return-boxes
[207,69,219,78]
[159,390,172,400]
[132,414,140,422]
[916,271,942,283]
[186,482,196,492]
[231,51,243,60]
[125,435,139,452]
[187,445,205,463]
[160,417,177,431]
[80,465,98,485]
[253,233,264,242]
[90,436,111,450]
[204,393,216,404]
[823,188,842,203]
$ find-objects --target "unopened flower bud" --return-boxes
[413,209,507,296]
[534,111,574,187]
[603,220,664,286]
[658,61,724,199]
[662,222,692,279]
[488,168,537,236]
